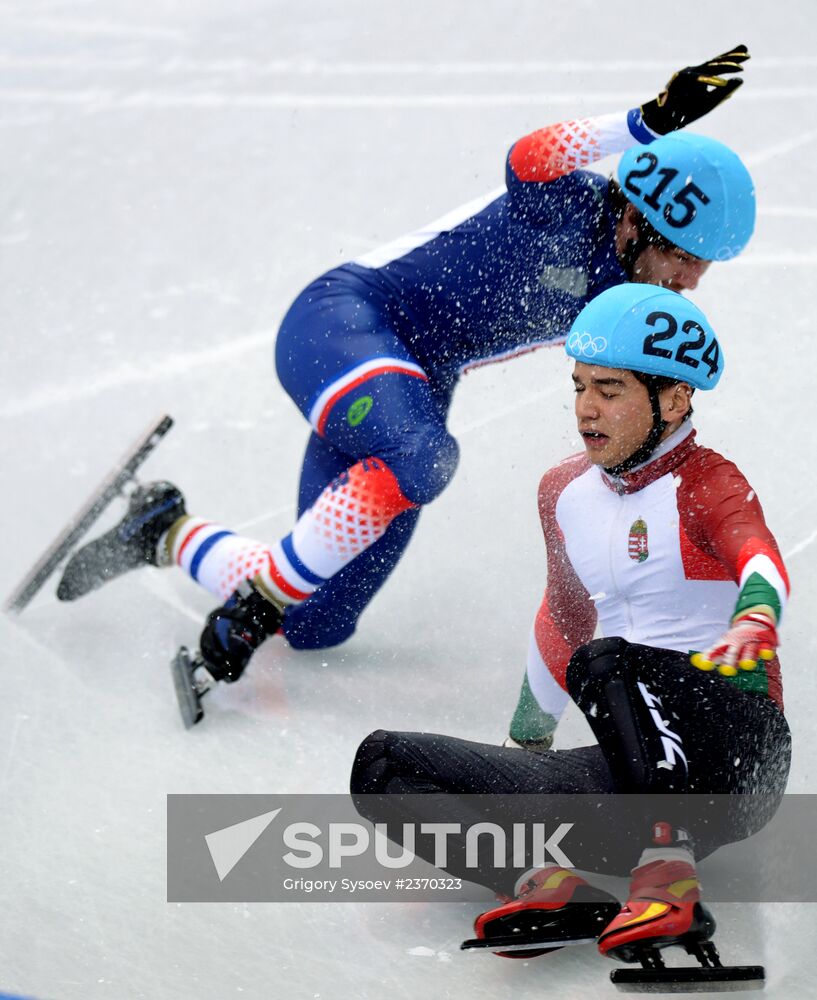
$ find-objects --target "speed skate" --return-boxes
[5,414,174,614]
[609,937,765,993]
[464,927,765,992]
[170,646,210,729]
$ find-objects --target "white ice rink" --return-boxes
[2,2,817,997]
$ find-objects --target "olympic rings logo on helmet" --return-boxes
[566,331,608,358]
[565,284,724,391]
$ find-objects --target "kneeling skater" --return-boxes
[350,284,791,985]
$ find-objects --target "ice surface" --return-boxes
[2,2,816,997]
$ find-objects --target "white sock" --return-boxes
[637,845,696,868]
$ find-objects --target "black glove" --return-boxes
[640,44,750,135]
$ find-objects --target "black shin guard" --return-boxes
[566,637,693,847]
[566,638,691,794]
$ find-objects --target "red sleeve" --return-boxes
[677,446,789,710]
[535,455,597,690]
[508,111,637,184]
[676,447,789,595]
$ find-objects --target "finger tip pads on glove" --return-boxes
[690,652,715,671]
[720,78,744,97]
[720,44,750,61]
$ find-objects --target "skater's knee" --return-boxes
[566,636,630,701]
[384,425,460,505]
[283,608,357,650]
[350,729,400,794]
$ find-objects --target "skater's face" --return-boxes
[632,244,711,292]
[572,362,692,468]
[616,204,711,292]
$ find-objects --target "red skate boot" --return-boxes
[599,858,764,993]
[461,866,620,959]
[598,858,713,963]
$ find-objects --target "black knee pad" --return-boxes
[566,636,630,702]
[566,638,690,794]
[350,729,397,794]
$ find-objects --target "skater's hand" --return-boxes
[640,44,750,134]
[691,611,778,677]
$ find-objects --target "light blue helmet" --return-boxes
[616,133,755,261]
[565,283,724,389]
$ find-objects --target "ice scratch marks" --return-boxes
[234,504,296,534]
[784,526,817,561]
[2,55,817,76]
[2,89,817,113]
[0,329,274,418]
[1,15,187,41]
[745,128,817,167]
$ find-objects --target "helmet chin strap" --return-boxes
[603,383,667,477]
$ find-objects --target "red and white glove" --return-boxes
[691,612,778,677]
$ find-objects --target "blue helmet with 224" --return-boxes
[616,132,755,261]
[565,283,724,390]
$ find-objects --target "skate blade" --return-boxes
[610,964,765,993]
[464,895,620,957]
[170,646,205,729]
[5,414,173,613]
[461,934,596,954]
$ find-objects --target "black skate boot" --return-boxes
[171,584,285,727]
[57,481,185,601]
[199,583,285,683]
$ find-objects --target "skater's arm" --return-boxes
[507,110,651,186]
[506,44,749,185]
[537,457,599,668]
[679,450,789,674]
[507,458,597,749]
[506,589,596,750]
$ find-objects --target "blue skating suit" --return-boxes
[275,125,632,649]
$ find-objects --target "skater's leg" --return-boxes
[566,637,791,964]
[351,729,615,797]
[169,329,457,673]
[350,729,635,892]
[283,511,420,648]
[57,482,186,601]
[281,432,422,649]
[351,730,623,950]
[565,637,791,848]
[167,367,455,608]
[59,283,459,680]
